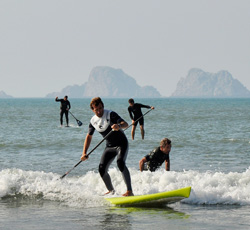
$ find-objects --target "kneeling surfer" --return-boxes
[139,138,171,172]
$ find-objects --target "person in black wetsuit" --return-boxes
[139,138,171,172]
[128,98,154,140]
[55,96,71,127]
[81,97,133,197]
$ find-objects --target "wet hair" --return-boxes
[64,95,68,99]
[160,138,171,148]
[128,98,134,104]
[90,97,104,110]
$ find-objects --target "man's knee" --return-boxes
[99,164,106,177]
[117,159,125,172]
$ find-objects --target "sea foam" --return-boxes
[1,167,250,207]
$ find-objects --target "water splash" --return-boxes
[1,167,250,207]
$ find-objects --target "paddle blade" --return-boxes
[77,120,83,126]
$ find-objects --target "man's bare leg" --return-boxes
[140,125,145,140]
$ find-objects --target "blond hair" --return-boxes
[160,138,171,148]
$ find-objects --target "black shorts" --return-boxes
[133,117,144,127]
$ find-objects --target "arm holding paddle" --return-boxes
[81,121,128,161]
[112,121,128,131]
[60,106,153,179]
[67,101,71,111]
[81,134,92,161]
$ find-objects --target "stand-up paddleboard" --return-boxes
[105,186,191,207]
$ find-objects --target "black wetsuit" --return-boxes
[55,98,71,126]
[128,103,151,126]
[88,109,132,192]
[144,147,169,172]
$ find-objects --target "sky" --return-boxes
[0,0,250,97]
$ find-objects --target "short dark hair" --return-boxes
[64,96,68,99]
[128,98,134,104]
[90,97,104,110]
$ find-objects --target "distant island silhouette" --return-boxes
[2,67,249,99]
[171,68,250,98]
[0,91,13,98]
[46,66,161,98]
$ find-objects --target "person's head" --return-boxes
[160,138,172,154]
[64,95,68,101]
[128,98,134,106]
[90,97,104,117]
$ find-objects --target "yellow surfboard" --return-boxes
[105,186,191,207]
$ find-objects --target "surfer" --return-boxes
[81,97,134,197]
[128,98,154,140]
[55,96,71,127]
[139,138,171,172]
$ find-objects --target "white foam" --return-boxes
[1,167,250,207]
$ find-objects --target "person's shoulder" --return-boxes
[149,147,158,155]
[110,110,119,117]
[155,146,161,151]
[154,147,162,154]
[136,103,144,107]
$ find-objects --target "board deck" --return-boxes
[105,186,191,207]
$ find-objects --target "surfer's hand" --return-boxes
[81,154,88,161]
[111,124,120,131]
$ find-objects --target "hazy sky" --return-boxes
[1,0,250,97]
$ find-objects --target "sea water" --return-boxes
[0,98,250,230]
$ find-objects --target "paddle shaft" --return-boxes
[68,111,82,126]
[124,108,153,132]
[60,108,153,179]
[69,111,79,121]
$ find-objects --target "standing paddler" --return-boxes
[81,97,134,197]
[55,95,71,127]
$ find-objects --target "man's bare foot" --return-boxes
[104,190,115,195]
[122,190,134,197]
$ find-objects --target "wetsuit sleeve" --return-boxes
[138,103,151,109]
[128,107,134,120]
[110,111,124,124]
[145,154,150,161]
[68,101,71,110]
[55,98,62,102]
[88,123,95,135]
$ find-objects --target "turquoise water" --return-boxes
[1,98,250,229]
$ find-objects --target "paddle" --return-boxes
[69,111,82,126]
[60,108,154,179]
[60,129,113,179]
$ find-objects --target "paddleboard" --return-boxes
[105,186,191,207]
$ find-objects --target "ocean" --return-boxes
[1,98,250,230]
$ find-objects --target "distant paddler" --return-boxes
[128,98,154,140]
[55,95,71,127]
